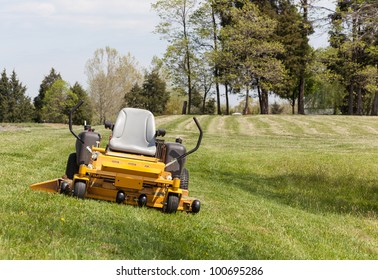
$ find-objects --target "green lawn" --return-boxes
[0,115,377,259]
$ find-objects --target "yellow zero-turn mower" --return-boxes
[30,101,203,213]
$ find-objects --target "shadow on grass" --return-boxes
[215,170,378,218]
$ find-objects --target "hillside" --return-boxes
[0,115,377,259]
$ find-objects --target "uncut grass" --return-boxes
[0,116,378,259]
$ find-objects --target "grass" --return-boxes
[0,115,378,259]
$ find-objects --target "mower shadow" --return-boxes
[215,170,378,217]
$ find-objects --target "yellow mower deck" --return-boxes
[31,148,199,213]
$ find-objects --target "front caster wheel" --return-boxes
[73,181,86,199]
[163,194,179,213]
[191,200,200,213]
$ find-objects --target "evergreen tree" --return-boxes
[143,71,169,114]
[0,69,33,123]
[0,69,9,122]
[328,0,378,115]
[273,0,310,114]
[124,83,146,109]
[8,71,34,122]
[220,0,286,114]
[34,68,61,122]
[124,71,169,115]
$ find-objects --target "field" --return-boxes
[0,115,378,259]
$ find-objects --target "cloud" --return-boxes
[1,0,156,31]
[56,0,151,15]
[4,2,56,17]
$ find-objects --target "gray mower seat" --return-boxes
[108,108,156,156]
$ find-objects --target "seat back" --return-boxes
[108,108,156,156]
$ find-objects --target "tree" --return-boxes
[124,70,170,115]
[191,0,223,114]
[0,70,9,122]
[41,80,78,123]
[297,0,314,114]
[271,0,310,114]
[152,0,198,114]
[85,47,142,124]
[124,83,145,109]
[328,0,378,115]
[0,69,34,123]
[34,68,61,122]
[70,82,93,125]
[220,0,286,114]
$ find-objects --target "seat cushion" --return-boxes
[109,108,156,156]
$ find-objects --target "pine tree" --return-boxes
[0,69,9,122]
[124,83,146,109]
[272,1,309,114]
[124,71,169,115]
[328,0,378,115]
[143,71,169,114]
[220,0,286,114]
[0,70,33,123]
[8,71,34,122]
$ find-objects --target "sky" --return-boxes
[1,0,335,101]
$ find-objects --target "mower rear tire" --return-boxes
[66,153,79,180]
[164,194,179,213]
[73,181,86,199]
[180,168,189,190]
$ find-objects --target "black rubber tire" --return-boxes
[191,200,200,214]
[66,153,79,180]
[73,181,86,199]
[164,194,179,213]
[180,168,189,190]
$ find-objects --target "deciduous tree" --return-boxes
[85,47,142,123]
[152,0,198,114]
[34,68,61,122]
[41,80,77,123]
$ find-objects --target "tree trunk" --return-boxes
[243,86,249,115]
[182,2,192,114]
[225,87,229,115]
[298,75,305,114]
[211,4,222,115]
[371,91,378,115]
[202,89,208,114]
[261,89,269,114]
[257,85,262,113]
[356,87,362,115]
[348,84,354,115]
[292,91,296,115]
[297,0,309,115]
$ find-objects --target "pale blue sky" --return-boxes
[0,0,335,101]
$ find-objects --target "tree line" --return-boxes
[2,0,377,123]
[152,0,378,115]
[0,68,92,124]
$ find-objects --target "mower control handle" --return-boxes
[69,100,85,144]
[179,117,203,159]
[165,117,203,168]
